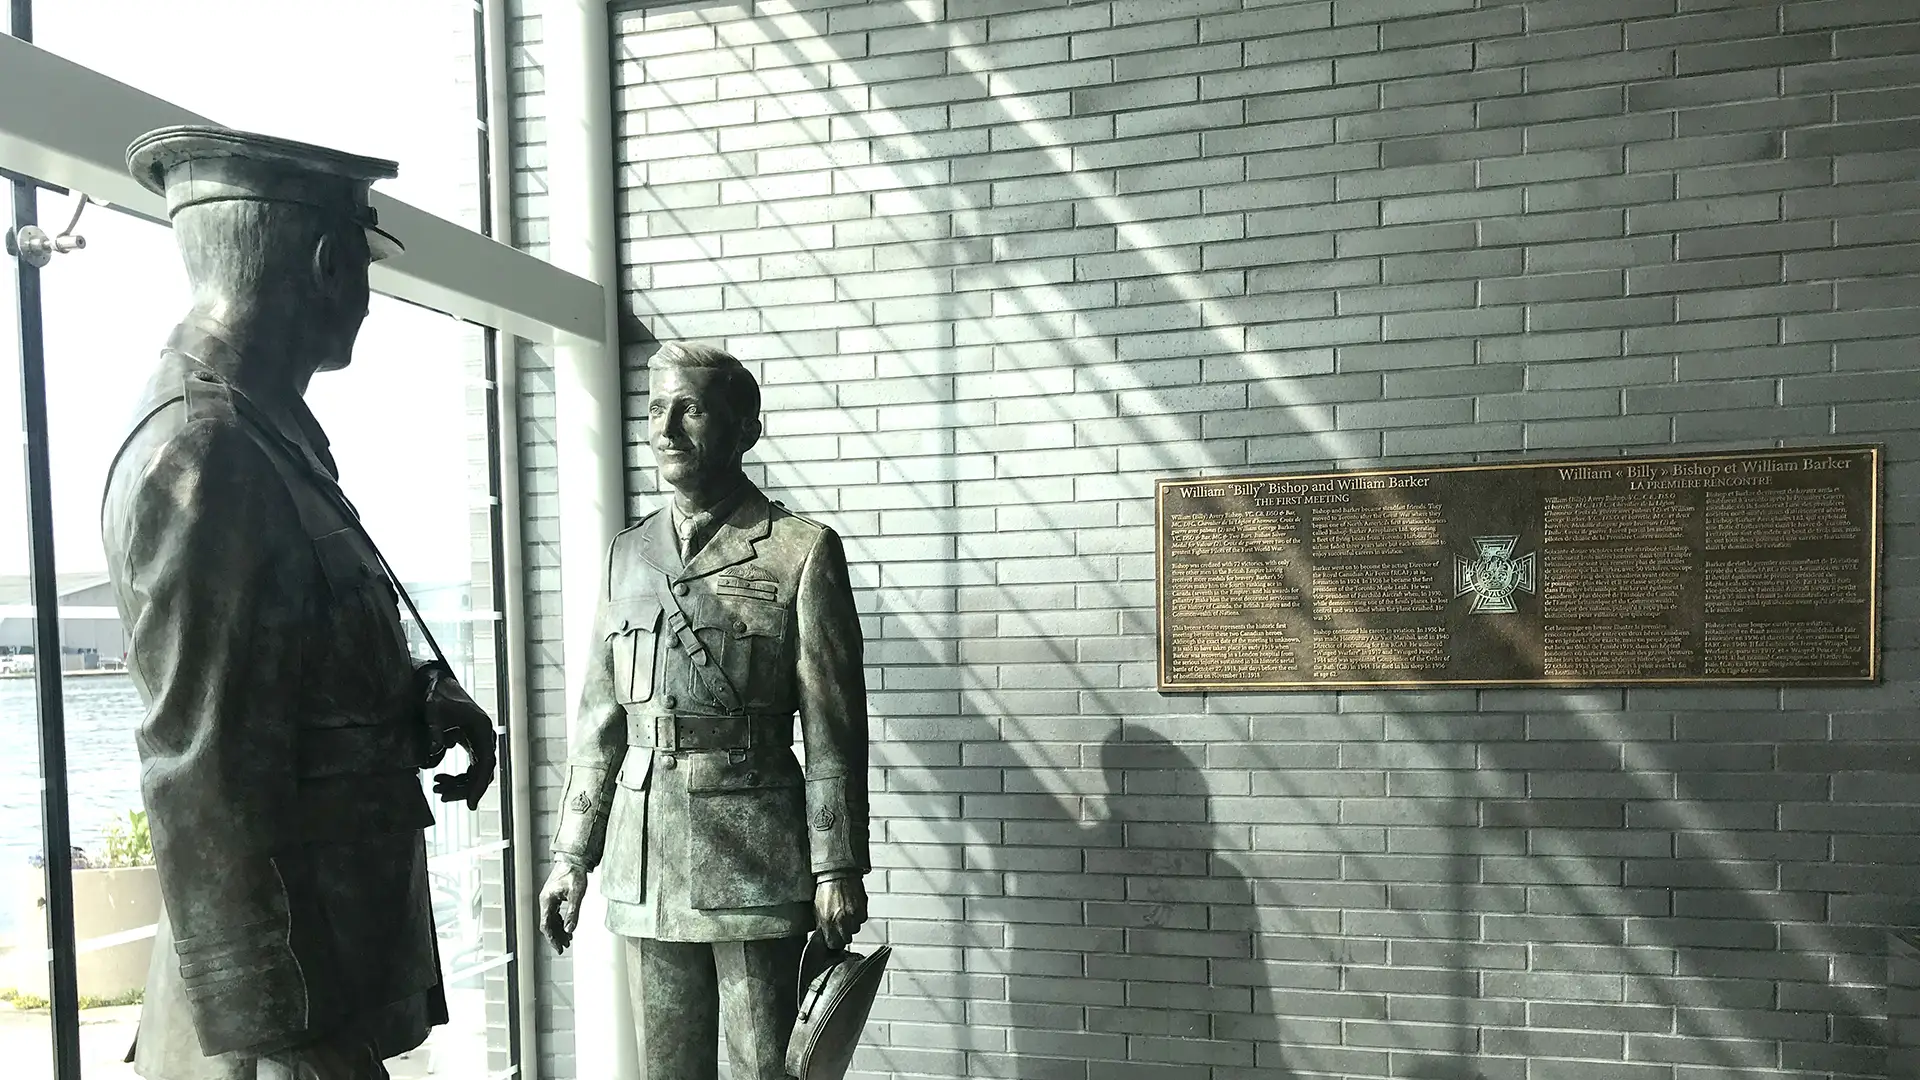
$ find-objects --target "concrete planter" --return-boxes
[2,865,159,1002]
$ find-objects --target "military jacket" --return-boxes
[100,323,445,1078]
[553,481,870,942]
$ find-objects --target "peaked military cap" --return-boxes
[786,933,891,1080]
[126,125,404,261]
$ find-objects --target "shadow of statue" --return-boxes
[976,725,1293,1080]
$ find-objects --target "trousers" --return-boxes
[626,935,805,1080]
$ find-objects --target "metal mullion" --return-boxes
[8,4,82,1077]
[473,1,524,1074]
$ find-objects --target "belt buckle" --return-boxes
[653,713,678,753]
[728,712,751,765]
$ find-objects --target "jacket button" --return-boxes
[734,618,748,633]
[660,755,677,771]
[744,772,759,785]
[667,636,681,649]
[673,582,690,596]
[663,695,677,710]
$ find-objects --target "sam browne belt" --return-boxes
[628,709,794,753]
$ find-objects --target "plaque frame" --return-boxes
[1155,444,1884,692]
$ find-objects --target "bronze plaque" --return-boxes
[1156,445,1883,691]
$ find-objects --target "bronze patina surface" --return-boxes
[539,342,873,1080]
[103,126,496,1080]
[1157,445,1882,691]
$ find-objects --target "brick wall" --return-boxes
[611,1,1920,1078]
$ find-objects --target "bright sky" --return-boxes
[0,2,487,586]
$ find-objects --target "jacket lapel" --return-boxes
[637,502,684,578]
[681,484,772,581]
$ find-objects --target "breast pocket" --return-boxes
[719,601,788,707]
[604,599,662,705]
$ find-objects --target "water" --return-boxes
[0,674,493,966]
[0,675,147,934]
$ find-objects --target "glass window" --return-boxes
[0,175,57,1080]
[31,1,482,229]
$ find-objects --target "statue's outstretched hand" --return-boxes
[540,861,589,953]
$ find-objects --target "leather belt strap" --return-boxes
[628,710,793,753]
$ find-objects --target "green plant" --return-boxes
[0,987,143,1010]
[0,988,47,1010]
[101,810,153,868]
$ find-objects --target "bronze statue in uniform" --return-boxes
[539,342,872,1080]
[101,126,498,1080]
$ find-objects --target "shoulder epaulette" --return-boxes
[774,502,830,532]
[181,364,237,422]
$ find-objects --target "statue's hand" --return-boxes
[423,670,498,810]
[540,861,589,953]
[814,877,868,951]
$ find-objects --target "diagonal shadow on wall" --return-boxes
[606,3,1912,1080]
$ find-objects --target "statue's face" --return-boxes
[649,364,746,492]
[314,228,372,373]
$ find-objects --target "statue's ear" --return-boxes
[311,233,337,290]
[736,414,762,457]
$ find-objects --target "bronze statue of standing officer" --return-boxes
[539,341,876,1080]
[102,126,497,1080]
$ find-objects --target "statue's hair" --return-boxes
[171,199,362,299]
[651,340,760,422]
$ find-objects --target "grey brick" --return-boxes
[1382,188,1522,225]
[1482,270,1624,305]
[1530,48,1676,93]
[1480,209,1623,247]
[1526,414,1673,449]
[1072,19,1197,60]
[1381,67,1524,108]
[1791,117,1920,157]
[1526,113,1676,154]
[1629,8,1778,50]
[1336,43,1473,86]
[1628,193,1780,235]
[1384,8,1524,50]
[1202,60,1334,101]
[1679,94,1834,138]
[1478,24,1621,71]
[1247,25,1379,68]
[1680,32,1833,76]
[1526,175,1675,214]
[1676,220,1833,260]
[1787,54,1920,95]
[1337,221,1476,257]
[1478,86,1623,129]
[1481,147,1623,187]
[1203,118,1336,157]
[1072,75,1197,114]
[1115,40,1244,82]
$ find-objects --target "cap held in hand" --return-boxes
[785,932,890,1080]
